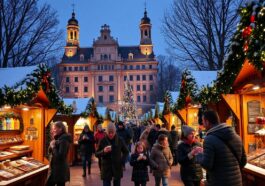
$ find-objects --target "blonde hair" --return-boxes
[134,141,146,154]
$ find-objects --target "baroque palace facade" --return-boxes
[58,9,158,114]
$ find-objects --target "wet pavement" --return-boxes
[66,157,184,186]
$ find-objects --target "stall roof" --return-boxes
[157,102,165,114]
[190,71,217,89]
[151,109,155,118]
[97,106,108,119]
[0,66,38,88]
[63,98,91,115]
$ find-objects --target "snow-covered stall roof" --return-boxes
[157,102,165,114]
[151,109,155,118]
[97,106,108,119]
[190,71,217,89]
[109,111,116,121]
[63,98,91,115]
[0,66,38,88]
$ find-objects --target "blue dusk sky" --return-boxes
[42,0,172,56]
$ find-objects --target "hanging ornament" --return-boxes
[250,15,255,23]
[242,26,252,38]
[243,40,249,52]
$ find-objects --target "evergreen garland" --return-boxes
[163,91,173,115]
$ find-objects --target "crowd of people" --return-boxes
[45,110,247,186]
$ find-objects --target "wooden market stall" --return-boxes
[0,64,72,185]
[53,97,98,165]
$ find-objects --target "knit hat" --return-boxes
[182,125,195,137]
[97,124,102,130]
[106,122,116,134]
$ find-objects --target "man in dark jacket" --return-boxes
[96,122,129,186]
[196,110,247,186]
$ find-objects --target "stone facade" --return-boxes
[58,10,158,114]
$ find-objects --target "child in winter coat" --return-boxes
[130,141,149,186]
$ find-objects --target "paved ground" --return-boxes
[66,156,184,186]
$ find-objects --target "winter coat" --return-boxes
[147,128,158,148]
[178,141,203,182]
[117,127,132,146]
[48,133,72,183]
[149,143,173,178]
[139,128,150,149]
[95,135,129,180]
[94,131,106,149]
[78,131,95,156]
[199,123,247,186]
[130,153,149,182]
[169,130,179,151]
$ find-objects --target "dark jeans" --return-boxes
[183,180,201,186]
[46,175,65,186]
[103,179,120,186]
[134,181,146,186]
[81,154,92,170]
[155,176,168,186]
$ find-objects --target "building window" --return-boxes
[130,65,133,70]
[143,95,147,102]
[85,67,88,71]
[109,95,114,102]
[109,86,114,92]
[112,65,114,70]
[136,65,140,70]
[99,96,103,103]
[109,75,114,81]
[74,77,78,82]
[130,75,133,81]
[137,75,140,81]
[69,66,72,71]
[74,66,78,71]
[84,77,88,82]
[128,53,134,60]
[63,67,67,71]
[124,76,127,81]
[149,75,153,80]
[143,85,146,91]
[98,86,103,92]
[142,75,146,81]
[149,65,152,69]
[137,96,141,102]
[98,76,103,82]
[150,84,153,91]
[98,65,100,70]
[80,55,84,61]
[65,87,70,93]
[137,85,140,91]
[124,65,127,70]
[84,86,88,92]
[74,87,78,93]
[142,65,145,69]
[66,77,70,83]
[79,66,83,71]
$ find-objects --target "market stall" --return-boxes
[0,64,72,185]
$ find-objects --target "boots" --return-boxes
[82,168,86,177]
[88,163,91,175]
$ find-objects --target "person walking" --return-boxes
[178,125,202,186]
[196,110,247,186]
[94,124,106,170]
[96,122,129,186]
[78,124,95,176]
[130,141,149,186]
[149,134,173,186]
[169,125,179,166]
[46,121,72,186]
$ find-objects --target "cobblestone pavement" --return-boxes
[66,157,184,186]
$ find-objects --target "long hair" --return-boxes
[134,141,146,154]
[53,121,67,134]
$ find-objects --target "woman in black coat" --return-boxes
[130,141,149,186]
[46,121,72,186]
[78,124,95,176]
[178,125,202,186]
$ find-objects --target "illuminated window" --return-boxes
[128,53,134,60]
[80,54,84,61]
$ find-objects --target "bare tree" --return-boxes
[157,55,182,101]
[0,0,63,67]
[163,0,245,70]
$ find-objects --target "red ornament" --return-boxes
[250,15,255,23]
[242,26,252,38]
[185,95,192,105]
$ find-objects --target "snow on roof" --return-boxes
[63,98,91,115]
[169,91,179,103]
[0,66,38,88]
[110,111,116,121]
[97,106,107,118]
[151,109,155,118]
[190,71,217,89]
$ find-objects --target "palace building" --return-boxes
[57,9,158,114]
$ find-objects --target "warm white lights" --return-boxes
[252,85,260,90]
[21,107,29,111]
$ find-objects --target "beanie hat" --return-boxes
[182,125,195,137]
[106,122,116,134]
